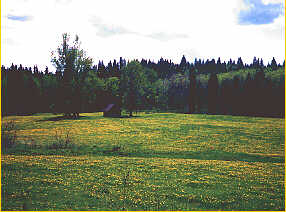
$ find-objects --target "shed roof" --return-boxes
[103,104,114,112]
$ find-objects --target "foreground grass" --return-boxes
[1,112,285,210]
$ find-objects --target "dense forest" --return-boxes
[1,34,285,118]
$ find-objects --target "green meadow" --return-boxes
[1,112,285,210]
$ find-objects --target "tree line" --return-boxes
[1,34,285,118]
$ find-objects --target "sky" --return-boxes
[1,0,285,71]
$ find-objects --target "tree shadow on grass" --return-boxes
[38,114,142,122]
[107,115,141,119]
[8,143,284,164]
[38,115,102,122]
[96,148,284,164]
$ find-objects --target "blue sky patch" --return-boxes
[238,0,284,25]
[7,15,32,22]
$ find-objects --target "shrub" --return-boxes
[1,120,17,149]
[25,138,41,150]
[47,129,74,150]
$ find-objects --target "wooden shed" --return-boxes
[103,103,121,117]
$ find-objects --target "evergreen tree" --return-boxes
[196,80,203,113]
[107,61,113,77]
[44,66,49,75]
[271,57,278,70]
[216,57,224,73]
[179,55,187,72]
[231,76,241,115]
[277,79,285,117]
[259,58,264,68]
[219,79,231,114]
[207,73,219,114]
[97,61,106,78]
[227,59,233,72]
[237,57,244,70]
[112,59,119,77]
[252,56,259,69]
[119,57,126,70]
[253,69,266,116]
[242,73,253,115]
[189,71,196,113]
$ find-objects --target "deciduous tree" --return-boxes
[51,33,93,118]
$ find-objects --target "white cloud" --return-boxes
[1,0,285,71]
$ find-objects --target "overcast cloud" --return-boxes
[1,0,285,71]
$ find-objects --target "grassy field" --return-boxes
[1,112,285,210]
